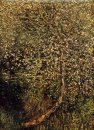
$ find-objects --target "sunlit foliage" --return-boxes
[0,0,94,130]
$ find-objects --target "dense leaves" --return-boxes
[0,0,94,130]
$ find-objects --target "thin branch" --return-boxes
[21,96,62,128]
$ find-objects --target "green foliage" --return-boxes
[0,0,94,130]
[81,99,94,118]
[0,108,20,130]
